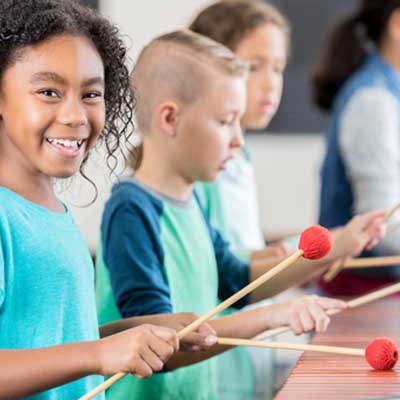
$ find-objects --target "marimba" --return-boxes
[275,298,400,399]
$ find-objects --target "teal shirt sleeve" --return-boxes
[0,212,8,309]
[209,226,250,308]
[195,193,250,308]
[0,226,5,309]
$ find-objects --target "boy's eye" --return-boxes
[220,119,234,126]
[249,64,261,72]
[38,89,59,98]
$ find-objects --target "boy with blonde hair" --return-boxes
[96,30,383,399]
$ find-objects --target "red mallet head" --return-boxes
[365,337,398,370]
[298,225,332,260]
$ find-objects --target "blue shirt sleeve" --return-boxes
[102,198,173,317]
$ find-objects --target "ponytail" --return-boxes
[312,15,367,111]
[313,0,400,112]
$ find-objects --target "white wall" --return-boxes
[65,1,325,253]
[246,133,324,239]
[100,0,211,60]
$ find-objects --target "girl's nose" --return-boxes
[58,98,88,128]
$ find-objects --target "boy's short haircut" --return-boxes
[131,29,248,134]
[189,0,290,53]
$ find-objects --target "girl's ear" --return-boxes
[157,101,180,138]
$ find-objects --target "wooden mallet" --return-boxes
[79,225,332,400]
[217,337,399,371]
[344,255,400,269]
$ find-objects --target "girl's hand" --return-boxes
[280,295,347,335]
[95,324,178,378]
[330,210,386,260]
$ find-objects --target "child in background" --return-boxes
[190,2,292,398]
[192,0,290,264]
[0,1,218,398]
[313,0,400,296]
[96,29,384,400]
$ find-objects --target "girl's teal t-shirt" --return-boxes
[0,187,104,399]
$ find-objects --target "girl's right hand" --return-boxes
[95,324,178,378]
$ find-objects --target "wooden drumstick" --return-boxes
[325,249,400,281]
[254,281,400,341]
[218,337,364,356]
[79,226,332,400]
[344,255,400,269]
[384,201,400,221]
[387,221,400,235]
[323,258,347,282]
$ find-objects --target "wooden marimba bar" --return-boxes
[275,298,400,400]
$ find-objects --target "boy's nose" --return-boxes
[231,125,244,148]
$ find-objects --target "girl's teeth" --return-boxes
[47,138,83,148]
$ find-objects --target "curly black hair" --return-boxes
[0,0,136,197]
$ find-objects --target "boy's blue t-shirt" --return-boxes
[97,179,250,400]
[0,187,104,399]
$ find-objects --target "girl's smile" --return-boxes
[45,137,87,158]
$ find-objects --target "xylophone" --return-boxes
[275,298,400,400]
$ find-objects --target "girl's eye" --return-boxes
[84,91,103,99]
[38,89,59,98]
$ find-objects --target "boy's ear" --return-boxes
[158,101,180,137]
[388,9,400,42]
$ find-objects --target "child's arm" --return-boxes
[249,210,385,302]
[250,242,293,262]
[0,324,178,399]
[100,312,217,351]
[165,295,346,369]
